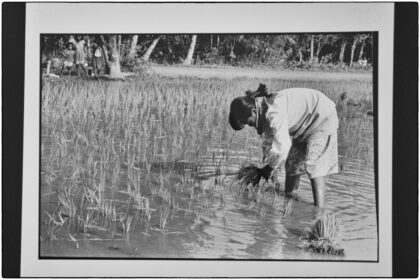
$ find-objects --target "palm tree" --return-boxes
[142,36,161,62]
[339,36,347,66]
[128,35,138,59]
[183,35,197,65]
[358,34,370,61]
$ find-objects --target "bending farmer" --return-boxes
[229,84,339,208]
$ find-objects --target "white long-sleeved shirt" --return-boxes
[261,88,339,169]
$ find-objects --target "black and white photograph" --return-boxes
[11,2,404,277]
[39,31,377,261]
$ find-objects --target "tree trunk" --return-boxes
[99,35,109,67]
[316,40,324,63]
[117,35,122,55]
[210,35,213,49]
[217,35,220,48]
[46,60,51,75]
[339,39,347,66]
[141,37,160,62]
[229,47,236,63]
[106,35,123,79]
[128,35,138,59]
[310,35,314,63]
[298,48,303,63]
[349,38,359,68]
[229,40,236,60]
[183,35,197,65]
[86,36,91,61]
[358,39,366,60]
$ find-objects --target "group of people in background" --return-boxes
[62,36,105,77]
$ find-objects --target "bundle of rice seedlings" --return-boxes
[235,164,261,188]
[303,213,345,256]
[282,197,295,216]
[307,213,339,241]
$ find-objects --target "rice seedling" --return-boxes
[160,188,172,204]
[132,193,152,220]
[97,199,116,221]
[77,208,98,233]
[68,233,80,248]
[57,183,77,219]
[83,186,98,205]
[44,211,65,227]
[111,162,121,186]
[159,206,170,230]
[302,213,345,256]
[44,211,65,241]
[119,214,133,237]
[282,197,295,216]
[235,164,262,188]
[306,213,339,241]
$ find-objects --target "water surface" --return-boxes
[40,120,377,261]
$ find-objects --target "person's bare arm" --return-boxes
[262,101,291,169]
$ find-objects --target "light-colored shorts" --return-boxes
[63,61,73,67]
[285,133,339,179]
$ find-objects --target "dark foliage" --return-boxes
[41,33,373,71]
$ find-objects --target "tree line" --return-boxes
[42,33,373,78]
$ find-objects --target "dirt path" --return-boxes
[151,65,372,81]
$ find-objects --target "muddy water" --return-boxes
[40,129,377,261]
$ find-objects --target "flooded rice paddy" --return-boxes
[40,72,376,261]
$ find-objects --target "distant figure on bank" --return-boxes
[74,36,88,76]
[358,57,368,67]
[61,42,75,75]
[228,84,339,208]
[91,43,105,76]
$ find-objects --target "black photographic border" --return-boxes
[2,2,418,277]
[392,2,418,278]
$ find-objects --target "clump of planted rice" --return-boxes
[235,164,261,187]
[303,213,345,256]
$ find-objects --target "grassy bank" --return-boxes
[151,64,372,81]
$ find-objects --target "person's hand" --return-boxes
[259,165,273,181]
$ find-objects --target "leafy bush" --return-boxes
[119,56,154,78]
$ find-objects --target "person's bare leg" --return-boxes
[81,64,88,76]
[310,176,325,208]
[285,175,300,196]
